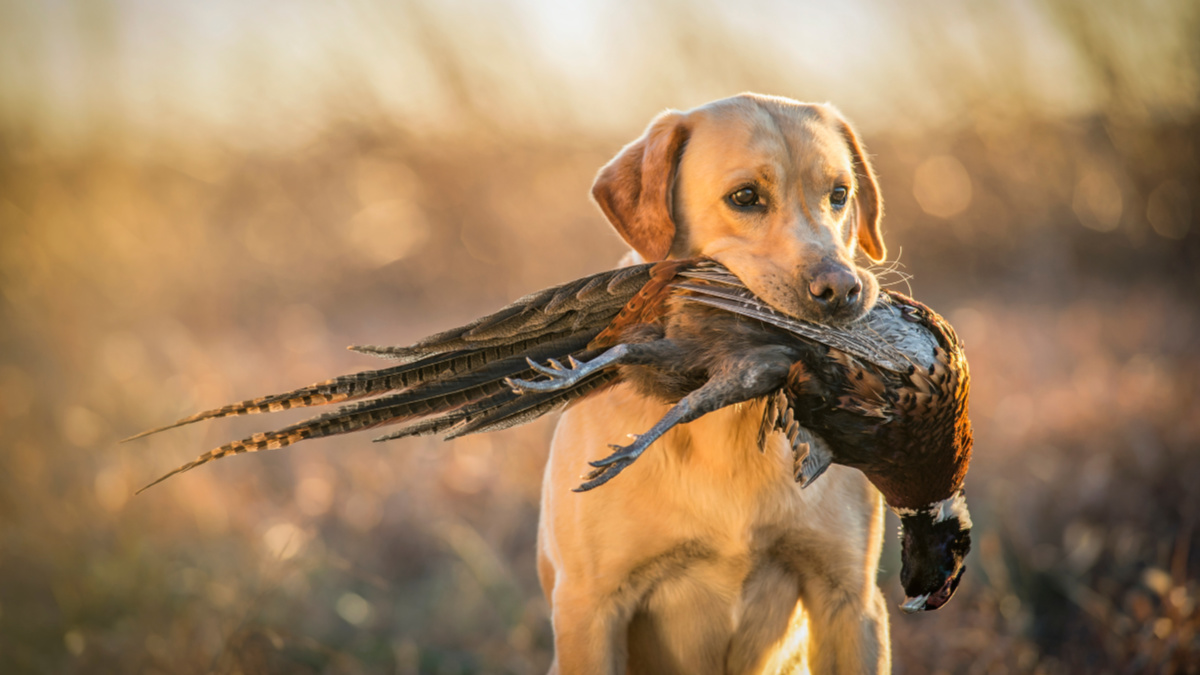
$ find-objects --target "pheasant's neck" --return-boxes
[889,489,971,527]
[866,424,972,511]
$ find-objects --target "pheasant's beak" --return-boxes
[901,564,965,613]
[900,594,929,614]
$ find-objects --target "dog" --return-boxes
[536,93,891,674]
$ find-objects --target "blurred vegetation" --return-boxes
[0,0,1198,673]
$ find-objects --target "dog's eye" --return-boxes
[729,187,760,208]
[830,187,849,208]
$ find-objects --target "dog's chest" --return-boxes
[668,405,821,531]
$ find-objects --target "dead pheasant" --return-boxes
[127,258,973,612]
[509,262,973,612]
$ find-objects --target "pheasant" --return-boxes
[508,262,973,612]
[127,258,973,612]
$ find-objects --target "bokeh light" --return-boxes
[1,0,1197,672]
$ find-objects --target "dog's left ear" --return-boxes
[837,119,886,263]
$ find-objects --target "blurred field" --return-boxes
[1,1,1199,673]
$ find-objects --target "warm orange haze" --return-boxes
[0,0,1197,672]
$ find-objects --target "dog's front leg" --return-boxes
[547,587,630,675]
[805,582,891,675]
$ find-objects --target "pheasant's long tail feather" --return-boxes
[123,318,629,443]
[136,336,609,492]
[371,412,472,443]
[121,351,468,442]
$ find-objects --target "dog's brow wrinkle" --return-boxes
[757,102,786,137]
[757,104,795,174]
[797,175,814,225]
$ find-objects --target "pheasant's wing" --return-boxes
[351,263,656,361]
[675,281,921,373]
[367,259,707,441]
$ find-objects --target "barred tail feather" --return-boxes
[372,367,618,443]
[120,356,456,442]
[135,430,299,495]
[135,408,371,494]
[371,412,471,443]
[137,378,528,493]
[137,337,602,491]
[122,384,359,443]
[307,335,598,428]
[124,331,607,443]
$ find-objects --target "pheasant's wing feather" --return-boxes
[362,260,706,443]
[588,258,700,348]
[678,285,917,373]
[351,264,655,361]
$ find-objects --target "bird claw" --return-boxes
[589,438,643,468]
[571,377,684,490]
[508,348,625,393]
[573,457,635,492]
[571,436,651,490]
[531,357,568,376]
[507,357,585,392]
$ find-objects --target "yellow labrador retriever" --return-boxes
[538,93,892,674]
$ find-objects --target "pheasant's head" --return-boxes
[895,489,972,612]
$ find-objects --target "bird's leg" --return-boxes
[573,397,695,491]
[576,345,796,491]
[506,340,684,393]
[506,345,630,392]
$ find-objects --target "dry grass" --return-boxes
[1,1,1198,672]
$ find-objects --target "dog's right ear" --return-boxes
[592,111,690,262]
[836,117,887,263]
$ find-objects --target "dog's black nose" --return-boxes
[808,263,862,314]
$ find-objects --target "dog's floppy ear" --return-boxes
[838,118,886,262]
[592,111,690,261]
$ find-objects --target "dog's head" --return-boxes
[593,93,885,324]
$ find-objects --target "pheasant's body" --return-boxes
[755,293,972,512]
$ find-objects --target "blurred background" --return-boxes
[1,0,1197,672]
